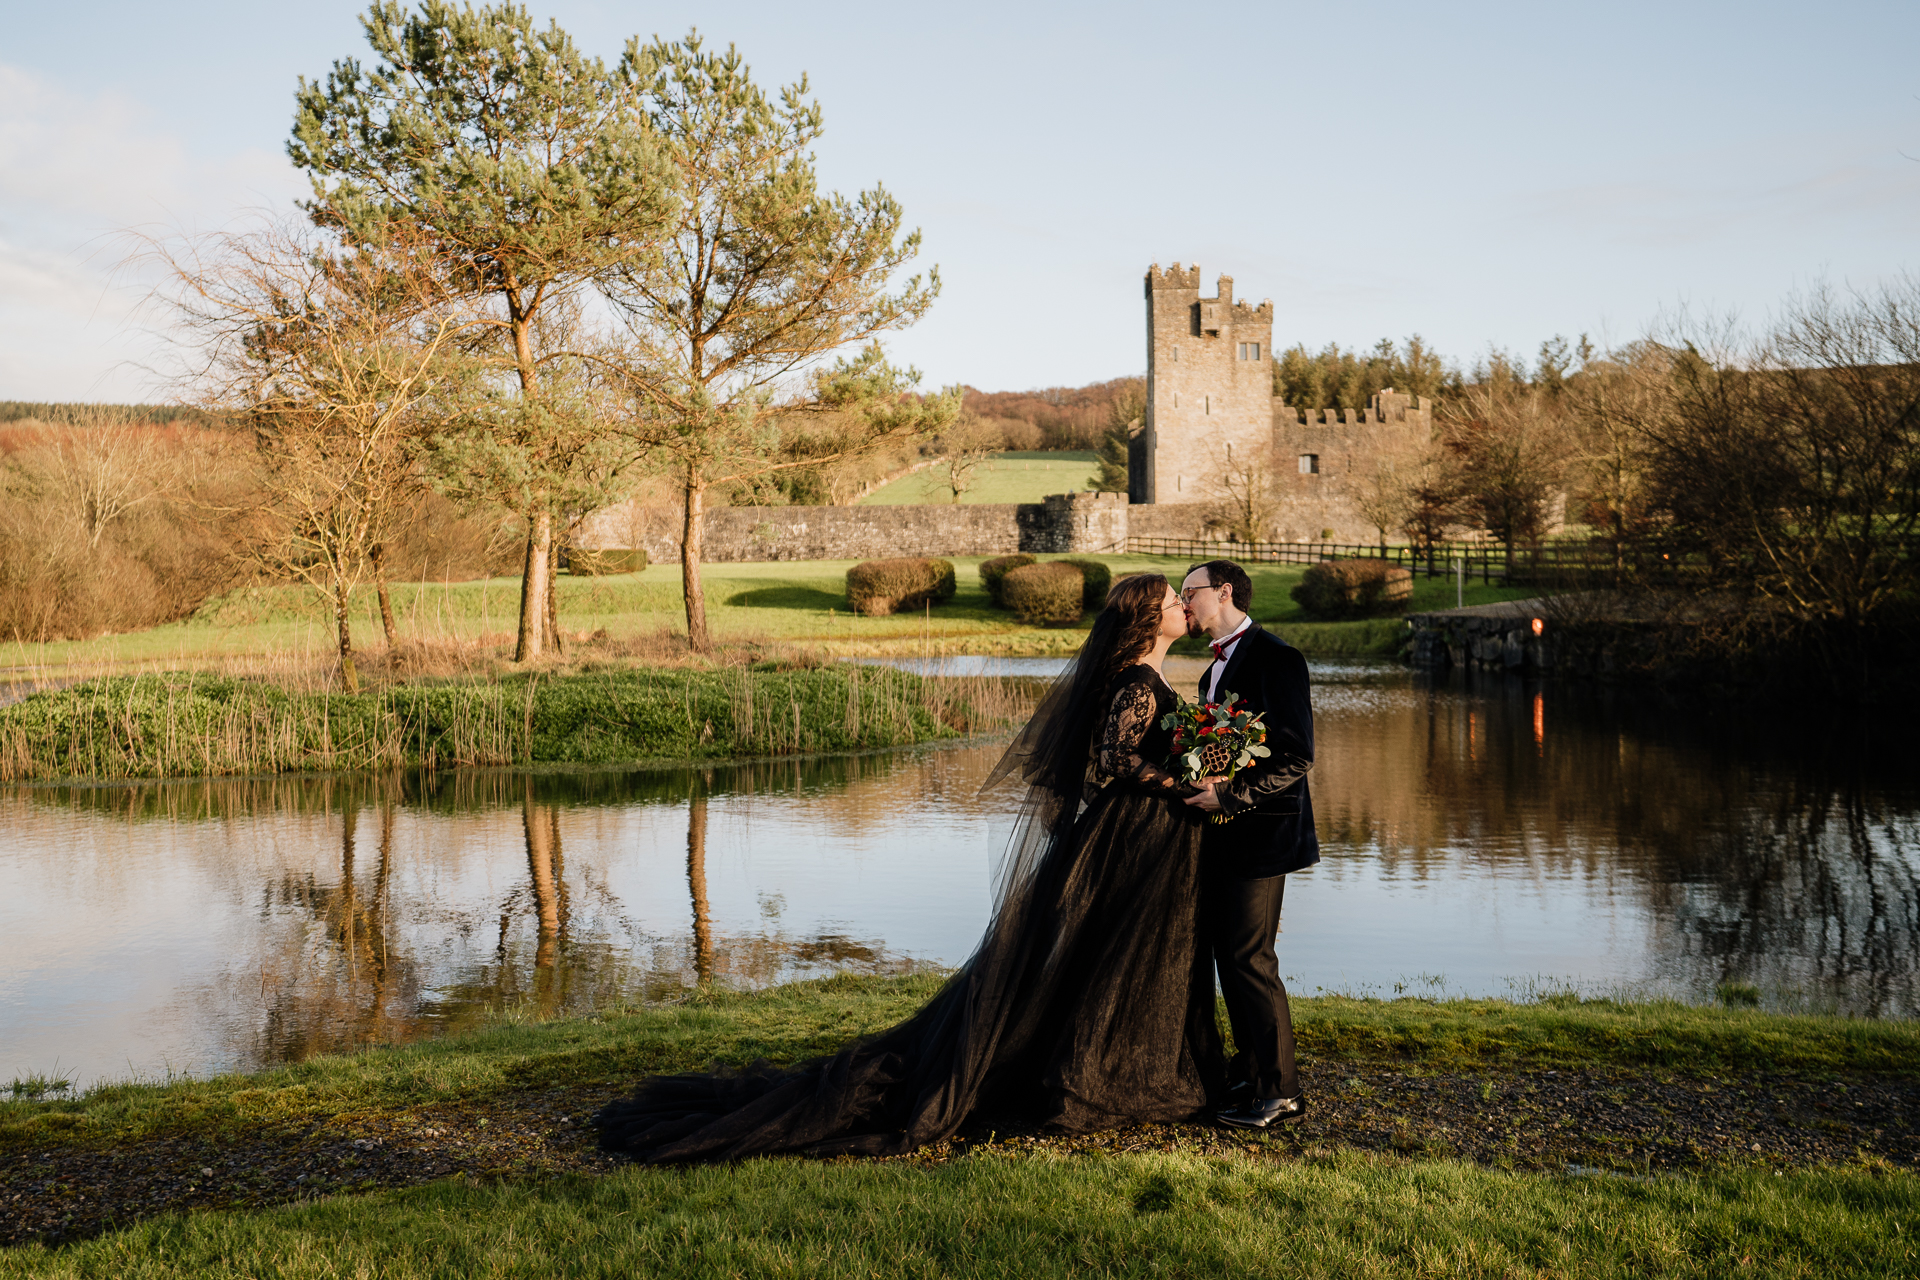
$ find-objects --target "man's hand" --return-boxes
[1184,781,1224,813]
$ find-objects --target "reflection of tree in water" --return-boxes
[1313,668,1920,1013]
[687,788,713,984]
[19,748,948,1076]
[671,773,906,991]
[252,777,424,1064]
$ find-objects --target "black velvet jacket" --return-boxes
[1197,621,1319,879]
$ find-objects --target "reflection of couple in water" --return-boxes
[596,558,1318,1160]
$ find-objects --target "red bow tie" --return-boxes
[1209,638,1231,661]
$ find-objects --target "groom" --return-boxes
[1179,558,1318,1128]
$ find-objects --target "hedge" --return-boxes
[846,557,957,617]
[1290,558,1413,619]
[1057,558,1113,612]
[1001,562,1084,624]
[979,554,1037,606]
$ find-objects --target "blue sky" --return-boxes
[3,0,1916,401]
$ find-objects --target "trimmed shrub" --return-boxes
[1290,558,1414,620]
[568,547,649,576]
[979,554,1037,606]
[1057,557,1113,612]
[1002,561,1085,625]
[846,557,957,617]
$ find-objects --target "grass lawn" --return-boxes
[858,451,1101,505]
[4,976,1914,1276]
[7,1150,1912,1278]
[7,555,1534,683]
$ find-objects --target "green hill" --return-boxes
[859,451,1101,505]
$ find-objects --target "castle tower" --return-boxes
[1133,264,1274,504]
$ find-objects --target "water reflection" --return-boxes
[1306,665,1920,1016]
[2,662,1916,1090]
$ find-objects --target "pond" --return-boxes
[3,659,1916,1091]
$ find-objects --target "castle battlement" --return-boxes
[1146,263,1201,291]
[1273,390,1431,428]
[1137,262,1275,505]
[1133,261,1444,542]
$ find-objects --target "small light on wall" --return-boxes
[1531,617,1545,636]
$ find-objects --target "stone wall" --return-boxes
[574,491,1136,564]
[1408,604,1554,673]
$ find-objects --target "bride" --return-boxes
[595,573,1228,1161]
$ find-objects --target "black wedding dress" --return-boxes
[593,662,1228,1162]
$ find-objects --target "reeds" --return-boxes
[0,661,1038,782]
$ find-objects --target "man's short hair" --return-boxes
[1187,559,1253,612]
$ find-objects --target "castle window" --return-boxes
[1171,346,1179,362]
[1251,342,1261,361]
[1298,454,1320,475]
[1235,342,1262,361]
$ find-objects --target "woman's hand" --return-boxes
[1184,777,1229,813]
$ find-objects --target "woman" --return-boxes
[594,573,1226,1161]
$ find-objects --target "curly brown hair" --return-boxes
[1089,572,1171,693]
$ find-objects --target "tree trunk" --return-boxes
[334,591,359,694]
[523,789,561,973]
[515,510,553,662]
[544,540,566,658]
[686,793,713,985]
[681,478,711,652]
[508,306,549,666]
[369,542,399,650]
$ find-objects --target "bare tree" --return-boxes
[1204,446,1282,543]
[1643,283,1920,632]
[151,220,478,691]
[1352,454,1416,555]
[22,407,169,549]
[1443,365,1571,560]
[1563,338,1667,574]
[935,416,998,502]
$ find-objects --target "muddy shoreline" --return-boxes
[8,1061,1914,1250]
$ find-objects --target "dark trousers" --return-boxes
[1203,872,1299,1099]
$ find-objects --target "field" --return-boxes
[4,555,1534,687]
[3,976,1914,1274]
[858,451,1101,505]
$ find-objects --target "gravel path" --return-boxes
[5,1064,1915,1249]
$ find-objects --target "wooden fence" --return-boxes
[1125,535,1920,591]
[1125,537,1519,583]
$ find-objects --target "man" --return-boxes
[1180,558,1317,1128]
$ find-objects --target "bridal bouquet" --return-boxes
[1160,692,1270,821]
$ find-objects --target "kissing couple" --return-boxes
[596,558,1318,1160]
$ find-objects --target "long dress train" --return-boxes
[593,663,1226,1161]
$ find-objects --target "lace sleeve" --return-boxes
[1090,678,1194,797]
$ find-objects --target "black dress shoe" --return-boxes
[1217,1092,1306,1129]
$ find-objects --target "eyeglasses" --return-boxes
[1179,585,1225,603]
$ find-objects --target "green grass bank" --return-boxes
[3,977,1914,1277]
[857,451,1101,505]
[6,975,1916,1151]
[0,665,1028,782]
[6,1151,1912,1278]
[8,554,1533,679]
